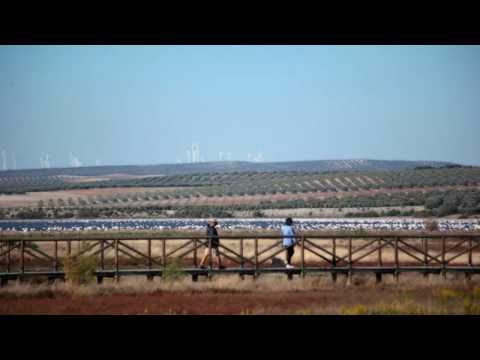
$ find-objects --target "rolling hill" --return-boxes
[0,159,460,178]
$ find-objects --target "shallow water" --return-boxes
[0,218,479,233]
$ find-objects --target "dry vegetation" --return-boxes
[1,274,480,314]
[0,186,193,208]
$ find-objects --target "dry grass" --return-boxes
[1,272,478,298]
[0,187,195,208]
[0,274,333,298]
[2,273,480,314]
[2,184,478,209]
[235,206,424,218]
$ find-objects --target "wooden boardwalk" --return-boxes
[1,232,480,285]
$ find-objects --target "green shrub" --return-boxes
[343,301,431,315]
[163,257,186,281]
[341,305,368,315]
[437,288,463,301]
[62,242,98,285]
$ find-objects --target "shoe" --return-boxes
[199,265,206,269]
[218,265,226,270]
[286,264,295,269]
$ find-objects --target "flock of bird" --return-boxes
[0,218,479,233]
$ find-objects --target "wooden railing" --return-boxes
[1,232,480,285]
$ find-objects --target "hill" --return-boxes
[0,159,460,178]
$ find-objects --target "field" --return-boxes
[0,159,457,181]
[1,166,480,219]
[1,274,480,314]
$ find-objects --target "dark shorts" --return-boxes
[205,241,220,256]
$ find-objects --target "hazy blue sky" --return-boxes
[0,45,479,170]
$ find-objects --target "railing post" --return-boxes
[347,237,352,285]
[394,237,399,283]
[466,236,473,282]
[254,238,259,279]
[162,239,166,277]
[100,240,105,270]
[331,237,337,283]
[97,239,105,284]
[147,239,153,281]
[208,235,213,277]
[376,237,383,284]
[20,239,25,276]
[301,236,305,278]
[441,236,446,280]
[114,239,119,283]
[193,238,198,268]
[148,239,152,269]
[7,241,11,273]
[468,236,473,267]
[54,240,58,272]
[423,238,429,279]
[0,242,6,285]
[240,238,245,280]
[239,238,244,280]
[378,238,383,266]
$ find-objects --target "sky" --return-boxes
[0,45,479,170]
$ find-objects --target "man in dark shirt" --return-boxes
[199,218,225,269]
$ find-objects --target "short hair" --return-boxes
[285,217,293,225]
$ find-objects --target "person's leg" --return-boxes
[212,246,221,267]
[287,246,294,265]
[215,248,225,268]
[199,247,209,267]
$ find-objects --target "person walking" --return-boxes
[199,218,226,269]
[281,217,297,269]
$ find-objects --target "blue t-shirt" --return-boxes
[281,224,296,247]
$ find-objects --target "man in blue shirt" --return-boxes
[281,217,297,268]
